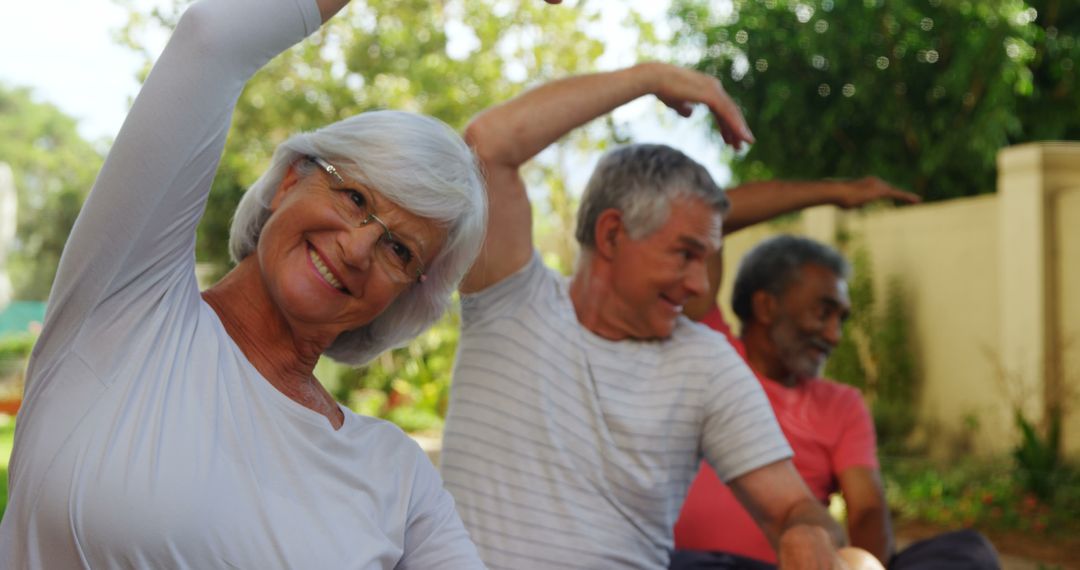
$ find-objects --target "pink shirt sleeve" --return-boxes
[827,385,879,473]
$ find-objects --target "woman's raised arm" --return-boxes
[30,0,326,379]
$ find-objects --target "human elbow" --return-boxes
[463,112,523,169]
[463,118,499,164]
[171,0,250,59]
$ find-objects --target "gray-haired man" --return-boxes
[440,63,886,569]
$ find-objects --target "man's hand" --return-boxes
[777,525,847,569]
[641,62,756,151]
[777,527,887,570]
[830,177,920,209]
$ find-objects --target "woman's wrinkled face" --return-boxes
[256,158,447,337]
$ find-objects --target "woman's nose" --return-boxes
[338,223,383,271]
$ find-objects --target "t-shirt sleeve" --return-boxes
[397,446,485,569]
[460,251,551,329]
[29,0,322,377]
[700,341,793,482]
[830,388,879,473]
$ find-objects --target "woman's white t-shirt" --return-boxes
[0,0,481,567]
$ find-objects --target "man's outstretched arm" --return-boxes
[459,62,754,293]
[723,177,920,235]
[684,178,919,319]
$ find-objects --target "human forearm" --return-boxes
[724,180,845,234]
[778,496,848,550]
[771,500,850,569]
[838,466,893,564]
[730,461,847,565]
[464,61,753,169]
[465,63,661,168]
[723,177,919,235]
[847,506,893,564]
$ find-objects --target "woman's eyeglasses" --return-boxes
[309,156,427,284]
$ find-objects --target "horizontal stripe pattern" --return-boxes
[443,254,791,569]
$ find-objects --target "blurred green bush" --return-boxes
[317,312,461,434]
[883,455,1080,536]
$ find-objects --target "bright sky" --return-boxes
[0,0,731,184]
[0,0,145,143]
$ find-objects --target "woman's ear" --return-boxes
[269,162,303,211]
[593,208,624,261]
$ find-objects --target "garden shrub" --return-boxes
[325,312,460,434]
[883,455,1080,536]
[824,247,917,456]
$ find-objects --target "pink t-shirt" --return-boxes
[675,306,878,563]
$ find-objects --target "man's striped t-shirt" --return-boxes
[441,253,792,569]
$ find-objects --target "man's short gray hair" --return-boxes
[574,144,729,248]
[230,110,486,365]
[732,234,850,325]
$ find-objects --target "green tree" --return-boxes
[1016,0,1080,141]
[0,84,103,300]
[669,0,1065,201]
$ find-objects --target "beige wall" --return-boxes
[715,143,1080,459]
[1055,186,1080,457]
[848,197,1007,456]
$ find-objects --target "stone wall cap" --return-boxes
[998,142,1080,175]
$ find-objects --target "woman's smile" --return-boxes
[306,242,349,294]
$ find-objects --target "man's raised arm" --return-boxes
[459,62,754,293]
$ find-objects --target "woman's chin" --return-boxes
[292,292,387,333]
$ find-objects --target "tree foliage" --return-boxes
[0,85,102,300]
[116,0,610,273]
[1015,0,1080,142]
[671,0,1077,201]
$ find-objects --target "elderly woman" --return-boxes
[0,0,508,566]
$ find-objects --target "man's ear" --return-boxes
[592,208,624,261]
[269,162,303,211]
[751,290,779,327]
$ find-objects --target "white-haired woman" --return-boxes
[0,0,498,567]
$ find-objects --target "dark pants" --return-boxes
[888,529,1000,570]
[668,550,774,570]
[669,529,1000,570]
